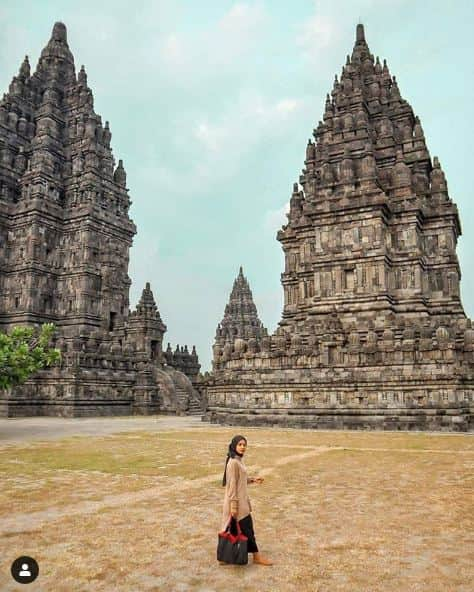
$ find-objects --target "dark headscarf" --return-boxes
[222,434,247,486]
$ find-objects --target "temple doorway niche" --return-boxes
[109,311,117,331]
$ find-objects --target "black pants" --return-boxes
[230,514,258,553]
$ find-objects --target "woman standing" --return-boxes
[221,435,273,566]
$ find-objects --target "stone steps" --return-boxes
[173,386,203,415]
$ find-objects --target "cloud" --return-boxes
[275,99,300,114]
[188,91,305,185]
[193,93,304,151]
[158,2,267,79]
[299,13,337,52]
[218,2,265,35]
[296,0,411,66]
[297,1,341,61]
[161,32,182,63]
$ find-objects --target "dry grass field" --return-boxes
[0,422,473,591]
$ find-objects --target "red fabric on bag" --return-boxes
[218,515,248,545]
[218,530,248,545]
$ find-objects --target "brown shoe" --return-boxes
[253,552,273,566]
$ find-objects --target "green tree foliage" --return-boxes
[0,324,61,390]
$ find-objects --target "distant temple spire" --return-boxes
[215,267,267,343]
[136,282,161,318]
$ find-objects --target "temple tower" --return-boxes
[0,22,135,336]
[206,25,473,432]
[213,266,267,370]
[0,23,202,417]
[216,266,267,343]
[278,23,463,335]
[126,282,166,362]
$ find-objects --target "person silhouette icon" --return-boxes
[19,563,31,577]
[11,555,39,583]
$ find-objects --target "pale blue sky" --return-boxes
[1,1,473,370]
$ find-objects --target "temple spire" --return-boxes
[38,21,75,81]
[216,268,266,343]
[114,159,127,187]
[351,22,371,65]
[135,282,164,324]
[78,65,87,86]
[41,22,71,57]
[19,56,30,79]
[356,23,365,43]
[51,21,68,42]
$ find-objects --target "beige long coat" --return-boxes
[221,456,252,530]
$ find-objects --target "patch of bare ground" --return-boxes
[0,426,472,591]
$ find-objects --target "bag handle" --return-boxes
[225,514,242,535]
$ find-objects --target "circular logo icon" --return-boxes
[11,556,39,584]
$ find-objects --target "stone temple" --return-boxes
[0,23,202,417]
[214,266,268,347]
[206,25,474,431]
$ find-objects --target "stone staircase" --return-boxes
[187,396,204,415]
[174,386,203,415]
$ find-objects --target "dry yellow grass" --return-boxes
[0,425,472,591]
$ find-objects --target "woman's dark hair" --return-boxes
[222,435,247,486]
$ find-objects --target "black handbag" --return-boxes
[217,515,248,565]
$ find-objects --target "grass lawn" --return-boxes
[0,425,472,591]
